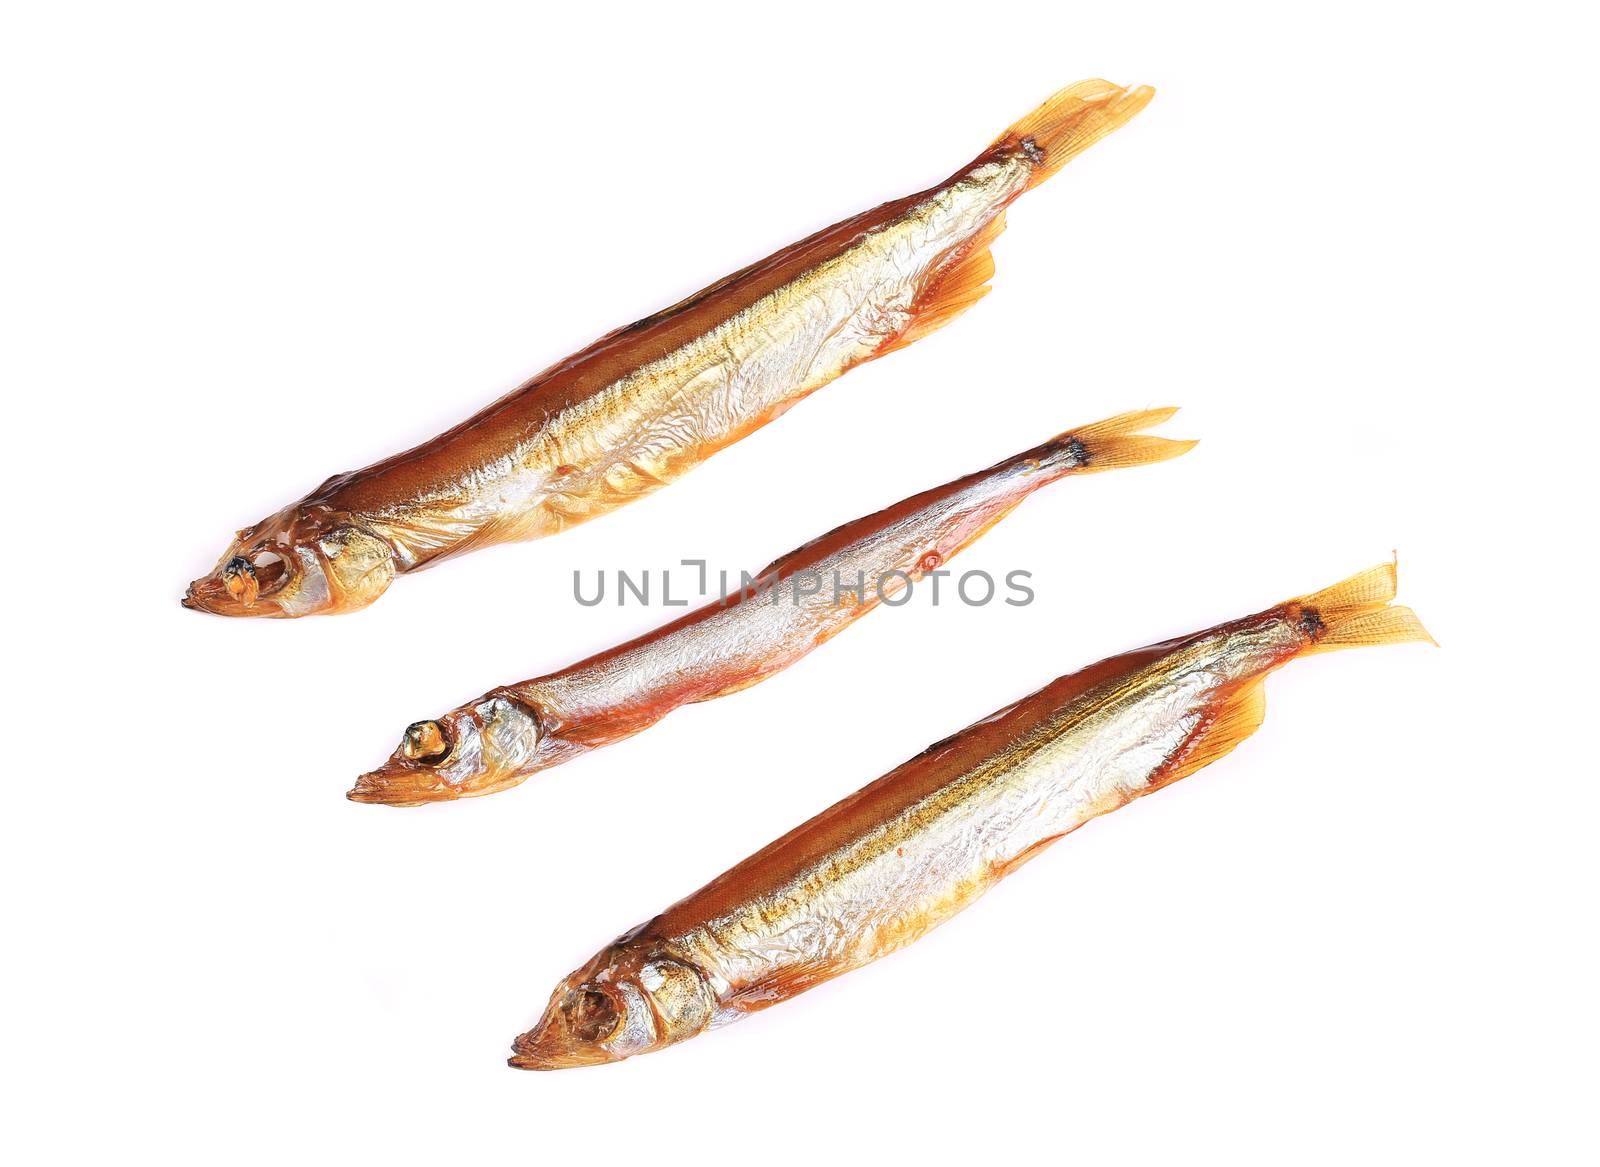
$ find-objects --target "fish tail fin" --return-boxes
[1132,559,1430,804]
[1290,558,1438,653]
[1031,406,1197,477]
[875,81,1152,363]
[995,80,1156,188]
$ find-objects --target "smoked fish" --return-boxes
[508,562,1432,1069]
[348,408,1193,806]
[183,80,1153,616]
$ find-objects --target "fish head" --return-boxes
[347,692,544,805]
[509,941,717,1070]
[183,503,396,618]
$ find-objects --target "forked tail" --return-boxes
[1292,559,1437,652]
[878,80,1154,361]
[1142,559,1434,798]
[1031,406,1197,477]
[995,79,1156,188]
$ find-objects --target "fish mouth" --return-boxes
[346,765,459,807]
[182,573,282,617]
[507,1052,608,1071]
[507,1027,618,1071]
[506,1054,555,1071]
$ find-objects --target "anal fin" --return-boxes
[878,210,1007,357]
[1147,680,1268,795]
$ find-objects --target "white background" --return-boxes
[3,2,1595,1163]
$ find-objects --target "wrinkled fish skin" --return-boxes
[347,410,1193,806]
[363,155,1033,562]
[511,564,1432,1068]
[183,81,1153,616]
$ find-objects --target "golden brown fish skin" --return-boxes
[509,563,1432,1069]
[184,80,1155,616]
[348,409,1194,806]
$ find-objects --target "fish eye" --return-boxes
[221,549,290,605]
[221,556,256,602]
[400,720,451,764]
[563,986,622,1043]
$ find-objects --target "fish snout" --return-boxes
[181,571,258,616]
[507,1023,618,1071]
[346,763,459,807]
